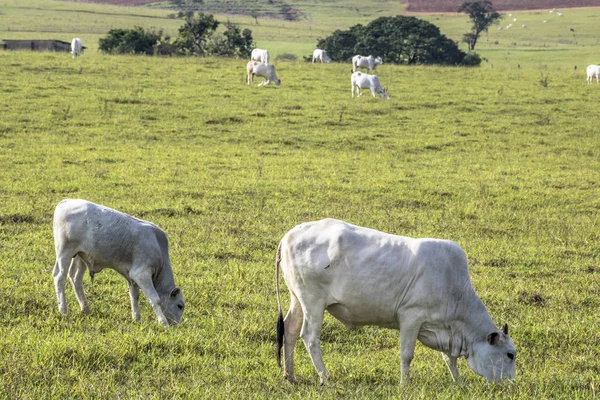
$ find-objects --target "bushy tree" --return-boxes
[174,12,219,55]
[98,26,163,55]
[208,22,254,57]
[317,16,474,66]
[457,0,501,50]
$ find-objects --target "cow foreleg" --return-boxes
[68,257,90,314]
[441,353,463,385]
[130,268,169,327]
[129,282,141,322]
[300,301,329,385]
[399,323,420,384]
[283,293,303,383]
[53,255,73,315]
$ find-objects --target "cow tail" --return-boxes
[276,240,284,367]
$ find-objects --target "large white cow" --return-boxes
[586,64,600,84]
[275,219,517,385]
[251,48,270,64]
[352,54,383,73]
[247,61,281,86]
[52,199,185,327]
[70,38,83,58]
[351,72,389,99]
[312,49,331,63]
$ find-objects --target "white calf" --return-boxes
[351,72,388,100]
[312,49,331,63]
[71,38,83,58]
[247,61,281,86]
[352,55,383,73]
[586,64,600,84]
[251,48,270,64]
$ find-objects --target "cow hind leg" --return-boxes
[53,255,73,314]
[399,323,421,384]
[129,282,141,321]
[68,256,90,314]
[299,299,329,385]
[283,292,303,383]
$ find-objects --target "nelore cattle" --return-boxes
[276,219,516,385]
[52,199,184,327]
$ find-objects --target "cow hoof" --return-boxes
[285,375,297,384]
[319,372,330,386]
[81,306,90,315]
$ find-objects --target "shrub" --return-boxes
[317,15,472,66]
[463,52,482,66]
[98,26,163,55]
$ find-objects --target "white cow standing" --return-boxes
[275,219,517,385]
[52,199,185,327]
[312,49,331,63]
[251,48,270,64]
[351,72,389,99]
[352,55,383,73]
[586,64,600,84]
[71,38,83,58]
[246,61,281,86]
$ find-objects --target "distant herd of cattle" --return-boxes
[67,38,600,90]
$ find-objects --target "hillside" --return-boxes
[406,0,600,12]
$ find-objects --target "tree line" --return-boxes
[98,13,254,57]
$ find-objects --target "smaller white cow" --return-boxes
[247,61,281,86]
[351,72,389,100]
[586,64,600,84]
[251,48,270,64]
[557,12,563,17]
[71,38,83,58]
[52,199,185,327]
[352,55,383,73]
[522,24,527,28]
[312,49,331,63]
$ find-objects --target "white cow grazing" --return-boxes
[586,64,600,84]
[351,71,389,99]
[251,48,270,64]
[52,199,185,327]
[275,219,517,385]
[312,49,331,63]
[70,38,83,58]
[352,55,383,73]
[246,61,281,86]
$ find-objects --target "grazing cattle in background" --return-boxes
[352,55,383,73]
[557,12,563,17]
[351,72,389,99]
[522,24,527,28]
[70,38,83,58]
[312,49,331,63]
[52,199,185,327]
[246,61,281,86]
[275,219,517,385]
[251,48,270,64]
[586,64,600,84]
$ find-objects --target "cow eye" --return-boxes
[507,353,515,360]
[177,304,184,310]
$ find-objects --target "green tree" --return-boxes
[208,22,255,57]
[457,0,501,50]
[317,16,472,66]
[174,12,219,55]
[98,26,163,55]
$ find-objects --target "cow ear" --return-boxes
[487,332,500,346]
[502,324,509,335]
[170,287,181,298]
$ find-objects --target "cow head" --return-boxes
[467,324,516,382]
[275,78,281,86]
[374,57,383,65]
[161,287,185,325]
[380,88,390,100]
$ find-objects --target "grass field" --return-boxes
[1,0,600,398]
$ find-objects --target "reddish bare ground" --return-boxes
[406,0,600,12]
[71,0,159,5]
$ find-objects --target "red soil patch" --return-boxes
[406,0,600,12]
[71,0,159,5]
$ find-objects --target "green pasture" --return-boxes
[0,48,599,398]
[0,0,600,398]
